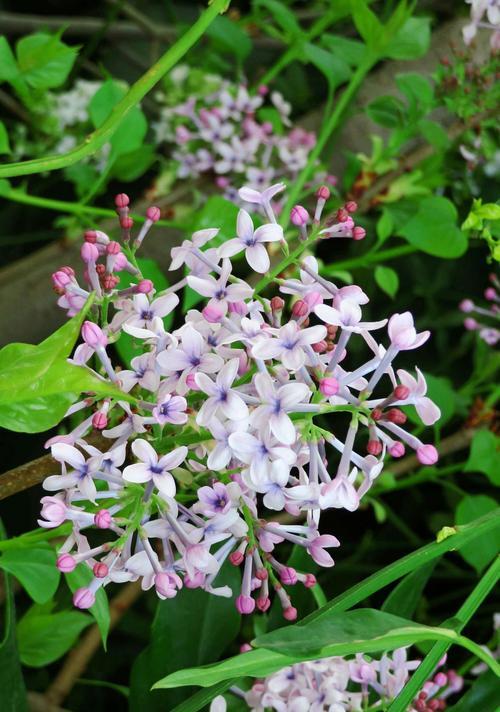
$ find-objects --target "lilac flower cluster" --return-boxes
[210,649,463,712]
[460,272,500,346]
[43,184,439,614]
[154,73,334,204]
[463,0,500,49]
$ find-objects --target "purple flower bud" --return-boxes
[57,553,76,573]
[106,241,121,255]
[202,305,224,323]
[320,377,339,396]
[73,587,96,609]
[389,442,405,458]
[93,562,109,578]
[81,243,99,263]
[460,299,474,313]
[94,509,112,529]
[236,594,255,614]
[279,567,298,585]
[290,205,309,226]
[39,496,67,526]
[84,230,97,244]
[345,200,358,213]
[154,572,176,598]
[146,206,161,222]
[137,279,154,294]
[417,444,438,465]
[484,287,496,300]
[464,317,478,330]
[92,412,108,430]
[82,321,108,349]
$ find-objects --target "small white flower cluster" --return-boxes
[43,184,439,615]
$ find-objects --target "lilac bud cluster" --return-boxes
[42,184,440,613]
[460,271,500,346]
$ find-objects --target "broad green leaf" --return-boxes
[89,79,147,158]
[464,429,500,485]
[0,36,19,83]
[385,17,431,60]
[206,16,252,62]
[382,562,435,618]
[15,32,78,89]
[116,258,171,367]
[0,543,59,604]
[130,564,240,710]
[448,670,499,712]
[395,73,434,112]
[66,565,110,646]
[302,43,351,91]
[0,521,28,712]
[17,605,91,667]
[455,496,500,573]
[376,209,394,244]
[255,0,301,38]
[367,96,406,128]
[0,121,11,154]
[352,1,383,47]
[321,34,366,67]
[0,297,130,433]
[398,196,467,258]
[419,119,450,150]
[170,681,234,712]
[374,265,399,298]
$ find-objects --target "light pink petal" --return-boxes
[253,373,275,402]
[152,293,179,317]
[416,397,441,426]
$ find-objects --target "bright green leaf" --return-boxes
[396,73,434,112]
[17,605,91,667]
[65,565,110,646]
[206,16,252,62]
[374,265,399,298]
[255,0,301,38]
[16,32,78,89]
[385,17,431,60]
[455,495,500,573]
[367,96,406,128]
[382,562,435,618]
[302,43,351,91]
[90,79,147,158]
[0,36,19,83]
[464,430,500,485]
[398,196,467,258]
[321,34,366,67]
[418,119,450,149]
[352,2,383,47]
[112,144,156,182]
[0,121,11,155]
[0,543,59,604]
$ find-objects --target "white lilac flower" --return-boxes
[123,439,187,499]
[218,209,283,273]
[252,320,327,370]
[195,359,249,425]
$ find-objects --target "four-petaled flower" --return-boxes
[123,439,187,499]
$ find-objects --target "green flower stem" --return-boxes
[0,0,229,178]
[321,244,418,274]
[387,555,500,712]
[279,56,376,226]
[0,185,184,229]
[254,229,319,294]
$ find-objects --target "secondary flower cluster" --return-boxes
[44,184,439,614]
[152,65,333,205]
[463,0,500,49]
[210,649,463,712]
[460,272,500,346]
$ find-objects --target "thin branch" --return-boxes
[44,581,142,707]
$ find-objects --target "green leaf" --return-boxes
[382,562,435,618]
[0,521,28,712]
[367,96,406,128]
[396,73,434,112]
[464,430,500,485]
[448,670,499,712]
[90,79,147,158]
[112,144,156,182]
[0,543,59,604]
[206,16,252,62]
[418,119,450,149]
[376,209,394,244]
[374,265,399,298]
[0,36,19,83]
[170,681,234,712]
[131,564,240,710]
[398,196,467,258]
[302,43,351,91]
[15,32,78,89]
[0,121,11,155]
[321,34,366,67]
[385,17,431,60]
[116,258,171,367]
[352,1,383,47]
[0,296,129,433]
[17,605,91,667]
[65,565,110,646]
[455,496,500,573]
[255,0,301,38]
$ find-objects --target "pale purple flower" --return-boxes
[122,293,179,331]
[118,353,160,392]
[388,312,430,350]
[195,358,249,425]
[156,324,223,393]
[206,417,249,469]
[195,482,233,516]
[396,368,441,425]
[169,229,219,271]
[315,288,386,333]
[218,209,283,273]
[320,470,360,512]
[252,320,326,370]
[123,439,187,498]
[152,394,188,425]
[238,182,286,207]
[250,372,310,445]
[228,430,296,486]
[44,443,99,502]
[187,259,253,314]
[308,533,341,567]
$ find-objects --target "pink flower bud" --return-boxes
[39,496,67,526]
[316,185,330,200]
[345,200,358,213]
[336,208,349,222]
[228,301,248,316]
[386,408,407,425]
[240,643,252,653]
[258,84,269,96]
[186,373,201,391]
[93,562,109,578]
[81,242,99,263]
[283,606,298,621]
[394,385,410,400]
[154,572,175,598]
[434,672,447,687]
[202,305,224,323]
[367,440,383,456]
[292,299,308,317]
[73,587,96,609]
[290,205,309,226]
[92,412,108,430]
[137,279,154,294]
[94,509,112,529]
[115,193,129,208]
[279,567,297,585]
[464,317,478,330]
[255,568,268,581]
[256,596,271,612]
[103,275,119,291]
[460,299,474,313]
[82,321,108,349]
[184,572,205,588]
[146,206,161,223]
[114,253,129,271]
[106,241,121,255]
[52,271,72,290]
[312,340,327,353]
[303,573,316,588]
[319,377,339,396]
[120,216,133,230]
[215,176,230,188]
[262,121,273,133]
[389,442,405,458]
[371,408,383,421]
[271,296,285,312]
[327,174,338,186]
[304,291,323,309]
[417,444,438,465]
[229,551,244,566]
[236,594,255,614]
[485,287,496,300]
[84,230,97,243]
[352,226,366,240]
[57,553,76,573]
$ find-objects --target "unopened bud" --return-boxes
[389,442,405,458]
[106,241,121,255]
[319,377,339,396]
[57,553,76,573]
[82,321,107,349]
[271,296,285,312]
[73,587,96,609]
[316,185,330,200]
[345,200,358,213]
[146,206,161,222]
[283,606,298,621]
[120,216,133,230]
[352,226,366,240]
[81,242,99,263]
[279,567,297,585]
[137,279,154,294]
[386,408,407,425]
[236,594,255,614]
[367,440,383,456]
[92,412,108,430]
[115,193,129,208]
[290,205,309,226]
[394,385,410,400]
[417,444,438,465]
[93,562,109,578]
[336,208,349,222]
[94,509,112,529]
[229,551,244,566]
[292,299,308,317]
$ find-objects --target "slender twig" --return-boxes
[44,581,143,707]
[0,87,31,124]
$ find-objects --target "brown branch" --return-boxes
[44,581,142,707]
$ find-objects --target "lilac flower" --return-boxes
[44,443,100,502]
[396,368,441,425]
[169,229,219,271]
[218,209,283,273]
[228,430,296,485]
[120,292,179,331]
[206,417,249,470]
[250,373,310,444]
[152,394,188,425]
[315,288,387,333]
[252,320,327,370]
[187,259,253,314]
[195,359,249,425]
[123,439,187,498]
[119,353,159,392]
[308,533,341,567]
[388,312,430,350]
[156,324,223,393]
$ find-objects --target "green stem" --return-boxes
[0,522,72,551]
[280,56,375,225]
[254,229,319,294]
[0,0,229,178]
[322,244,418,274]
[387,556,500,712]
